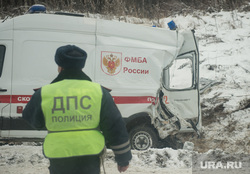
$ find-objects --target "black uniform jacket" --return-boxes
[22,69,132,166]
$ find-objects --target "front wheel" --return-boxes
[129,125,159,150]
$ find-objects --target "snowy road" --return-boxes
[0,145,192,174]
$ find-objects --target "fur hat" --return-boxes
[55,45,87,69]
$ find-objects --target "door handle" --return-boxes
[0,88,7,92]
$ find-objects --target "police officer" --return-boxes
[23,45,132,174]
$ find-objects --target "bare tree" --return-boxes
[1,0,249,19]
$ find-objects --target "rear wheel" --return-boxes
[129,125,159,150]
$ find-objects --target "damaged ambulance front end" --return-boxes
[151,30,201,141]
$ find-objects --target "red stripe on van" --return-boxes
[0,95,155,104]
[0,95,32,104]
[11,95,32,103]
[0,95,11,103]
[113,96,155,104]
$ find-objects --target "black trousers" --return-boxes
[49,155,100,174]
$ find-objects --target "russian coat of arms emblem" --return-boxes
[101,51,122,76]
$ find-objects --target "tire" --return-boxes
[129,125,159,150]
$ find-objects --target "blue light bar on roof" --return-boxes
[168,20,177,30]
[28,4,46,13]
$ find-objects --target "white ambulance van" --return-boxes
[0,5,201,150]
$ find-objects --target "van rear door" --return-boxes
[0,41,12,137]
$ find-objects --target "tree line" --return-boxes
[1,0,249,19]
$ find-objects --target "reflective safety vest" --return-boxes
[41,79,105,159]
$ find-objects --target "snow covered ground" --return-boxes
[163,12,250,172]
[0,10,250,173]
[166,11,250,155]
[0,145,193,174]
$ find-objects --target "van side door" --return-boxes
[0,41,12,136]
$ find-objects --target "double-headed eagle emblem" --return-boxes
[103,54,121,75]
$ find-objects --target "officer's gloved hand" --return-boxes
[117,164,129,173]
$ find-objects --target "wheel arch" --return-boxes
[124,112,156,133]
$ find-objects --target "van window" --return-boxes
[0,45,6,77]
[169,58,193,89]
[162,55,195,90]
